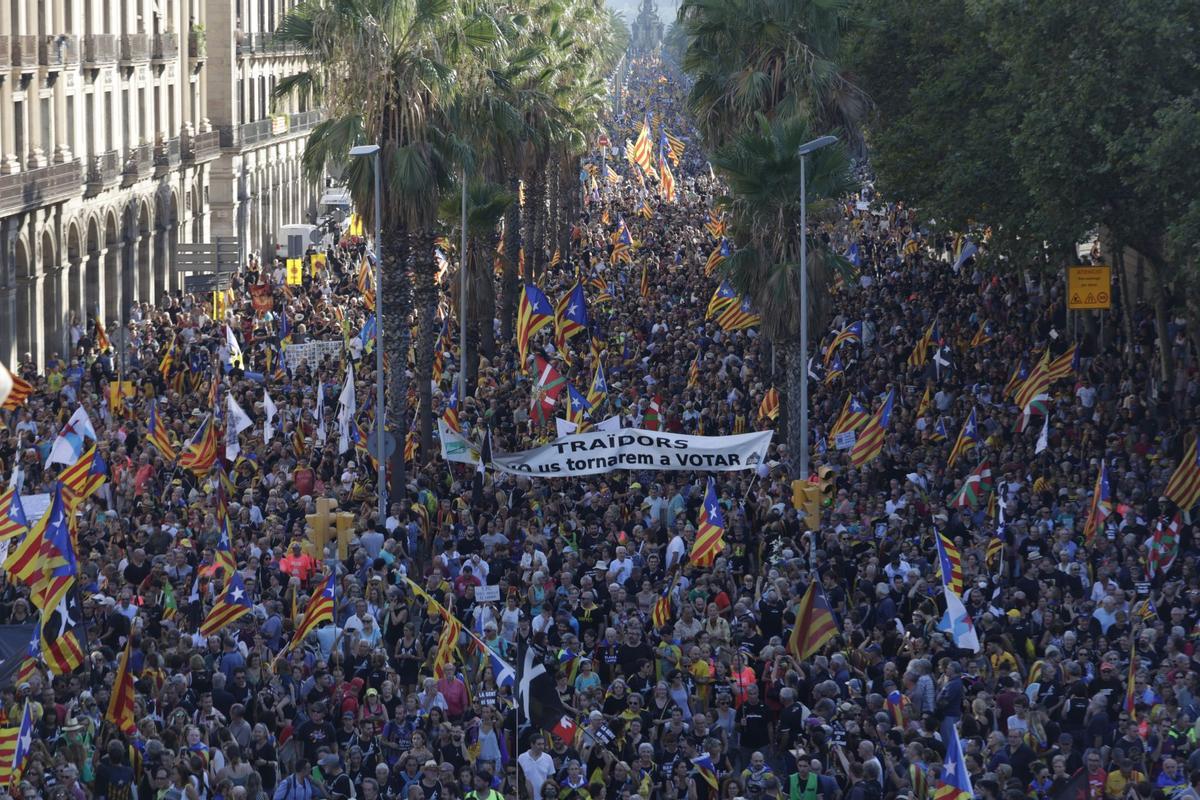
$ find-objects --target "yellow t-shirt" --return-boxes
[1104,769,1143,799]
[990,650,1018,674]
[689,659,712,705]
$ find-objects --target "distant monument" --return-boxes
[631,0,663,53]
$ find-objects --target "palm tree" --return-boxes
[438,180,514,390]
[491,1,625,339]
[712,113,854,476]
[678,0,869,154]
[274,0,496,493]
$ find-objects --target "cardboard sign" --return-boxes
[474,585,501,603]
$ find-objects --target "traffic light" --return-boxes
[791,480,822,530]
[816,465,836,506]
[333,510,356,560]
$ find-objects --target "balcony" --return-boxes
[13,35,38,70]
[40,35,80,68]
[181,130,220,163]
[290,109,322,133]
[122,143,155,181]
[188,30,206,63]
[119,33,150,65]
[154,138,181,173]
[219,110,321,151]
[85,150,122,195]
[151,32,179,62]
[0,161,82,217]
[237,32,305,56]
[0,36,10,69]
[83,34,118,65]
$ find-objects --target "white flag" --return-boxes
[315,381,327,446]
[226,324,244,369]
[939,584,981,652]
[1035,414,1049,454]
[225,393,254,461]
[336,364,356,455]
[0,363,12,408]
[263,389,278,444]
[47,406,98,466]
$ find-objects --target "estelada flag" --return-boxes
[105,638,138,736]
[786,577,839,661]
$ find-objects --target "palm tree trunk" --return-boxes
[480,231,499,360]
[500,171,521,345]
[521,163,538,281]
[563,155,580,256]
[381,225,411,504]
[413,230,438,462]
[531,168,546,279]
[546,157,560,266]
[784,337,806,478]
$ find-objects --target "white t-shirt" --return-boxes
[518,751,556,798]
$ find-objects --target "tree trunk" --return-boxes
[480,231,499,361]
[562,156,579,257]
[532,168,546,278]
[546,156,560,264]
[1115,247,1135,367]
[522,162,538,282]
[500,171,521,346]
[1147,257,1175,398]
[784,336,806,478]
[412,230,438,462]
[381,225,411,508]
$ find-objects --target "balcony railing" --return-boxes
[119,33,150,64]
[290,109,322,132]
[40,35,80,67]
[219,110,321,151]
[0,36,10,69]
[83,34,118,65]
[154,138,181,172]
[151,32,179,61]
[181,130,220,163]
[85,150,122,195]
[122,143,155,179]
[13,35,38,69]
[237,32,306,56]
[0,161,82,218]
[188,30,206,61]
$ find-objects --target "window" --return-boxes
[66,99,76,156]
[104,92,113,152]
[41,97,53,156]
[13,101,25,167]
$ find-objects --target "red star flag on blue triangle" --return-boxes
[46,406,97,467]
[938,583,980,653]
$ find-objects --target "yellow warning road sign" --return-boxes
[1067,265,1111,309]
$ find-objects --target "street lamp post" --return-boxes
[797,135,838,480]
[350,144,386,526]
[459,168,468,404]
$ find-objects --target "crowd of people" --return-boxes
[0,45,1198,800]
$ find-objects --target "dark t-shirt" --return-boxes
[738,700,769,748]
[295,719,337,763]
[123,560,153,588]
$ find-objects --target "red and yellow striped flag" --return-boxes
[786,578,839,661]
[105,638,138,736]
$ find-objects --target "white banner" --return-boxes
[284,340,344,371]
[555,414,622,438]
[490,428,771,478]
[438,419,480,465]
